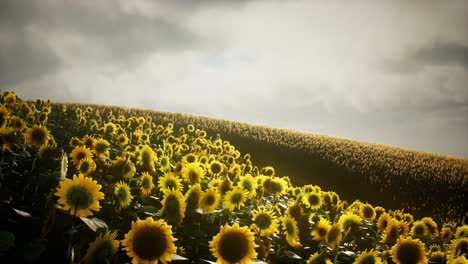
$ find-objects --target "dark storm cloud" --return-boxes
[412,42,468,70]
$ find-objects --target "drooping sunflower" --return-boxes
[77,157,96,176]
[210,223,258,264]
[82,231,119,264]
[326,224,343,248]
[311,219,331,241]
[158,172,183,193]
[238,175,258,198]
[390,237,427,264]
[224,186,248,211]
[69,137,81,148]
[161,189,186,225]
[280,215,301,247]
[114,181,132,210]
[440,226,453,243]
[302,192,322,210]
[139,172,155,197]
[261,166,275,177]
[24,125,50,148]
[122,217,177,264]
[421,217,438,238]
[199,189,221,213]
[70,146,93,167]
[181,162,205,185]
[450,237,468,259]
[110,156,137,180]
[251,207,279,237]
[353,250,382,264]
[55,174,105,217]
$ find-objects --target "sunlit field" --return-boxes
[1,90,467,263]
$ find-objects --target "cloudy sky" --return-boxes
[1,0,467,157]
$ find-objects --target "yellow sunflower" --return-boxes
[286,203,303,221]
[224,186,248,211]
[353,250,382,264]
[391,237,427,264]
[181,162,205,185]
[238,175,258,198]
[158,154,171,172]
[455,225,468,239]
[266,178,288,196]
[161,189,186,225]
[137,145,157,172]
[280,215,301,247]
[360,203,376,221]
[69,136,81,148]
[326,224,343,248]
[251,207,279,237]
[94,138,110,156]
[70,146,93,167]
[450,237,468,259]
[116,133,129,146]
[261,166,275,177]
[185,184,202,212]
[302,192,322,210]
[0,105,10,128]
[307,252,331,264]
[199,189,221,213]
[81,134,95,150]
[381,220,401,246]
[411,220,428,238]
[0,128,16,151]
[338,212,363,232]
[103,122,117,135]
[24,125,50,148]
[9,116,26,132]
[210,223,258,264]
[55,174,105,217]
[440,227,453,243]
[421,217,438,238]
[158,172,183,193]
[122,217,177,264]
[114,181,132,210]
[311,219,331,241]
[377,213,392,232]
[83,231,119,264]
[182,153,198,164]
[451,255,468,264]
[139,172,155,197]
[77,157,96,176]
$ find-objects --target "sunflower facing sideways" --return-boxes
[82,231,119,264]
[280,215,301,247]
[24,125,51,148]
[139,172,155,197]
[122,217,177,264]
[210,223,258,264]
[55,174,105,217]
[199,189,221,213]
[251,207,279,237]
[161,189,186,226]
[114,181,132,211]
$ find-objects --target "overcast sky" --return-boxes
[1,0,467,157]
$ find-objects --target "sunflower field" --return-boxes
[0,90,467,264]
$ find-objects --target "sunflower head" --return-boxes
[114,181,132,210]
[391,237,427,264]
[302,192,322,210]
[450,237,468,259]
[311,219,331,241]
[0,128,17,151]
[110,156,136,180]
[455,225,468,239]
[24,125,50,148]
[307,252,331,264]
[83,231,119,264]
[184,184,202,213]
[94,138,110,156]
[377,213,392,232]
[122,217,177,264]
[360,203,376,221]
[70,145,93,167]
[251,207,279,237]
[280,215,301,247]
[158,172,183,193]
[55,174,105,217]
[338,212,363,232]
[238,174,258,198]
[411,220,428,238]
[77,157,96,176]
[161,189,186,226]
[224,186,248,211]
[0,105,10,128]
[210,223,258,264]
[353,250,382,264]
[381,220,401,246]
[199,189,221,213]
[139,172,155,197]
[181,162,205,185]
[10,116,26,131]
[326,224,343,248]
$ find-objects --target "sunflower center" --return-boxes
[66,186,93,210]
[255,214,272,230]
[359,255,377,264]
[186,155,196,163]
[396,241,424,263]
[77,151,86,160]
[286,221,295,235]
[164,179,177,190]
[269,181,283,193]
[308,194,320,206]
[241,180,253,192]
[95,142,108,154]
[211,163,222,174]
[117,187,128,201]
[80,162,90,173]
[142,151,152,164]
[317,227,328,237]
[203,194,216,206]
[230,192,243,205]
[164,195,181,215]
[132,225,167,261]
[413,225,426,235]
[160,157,168,166]
[218,231,248,262]
[188,169,200,183]
[142,177,150,190]
[362,206,374,219]
[31,129,46,143]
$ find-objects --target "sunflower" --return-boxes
[208,160,223,177]
[9,116,26,131]
[69,136,81,147]
[377,213,392,232]
[55,174,105,217]
[360,203,376,221]
[381,220,401,246]
[311,219,331,241]
[2,92,17,106]
[218,178,233,195]
[181,162,205,185]
[440,227,453,243]
[94,138,110,156]
[138,145,157,171]
[158,172,183,193]
[114,181,132,210]
[451,255,468,264]
[103,122,117,135]
[251,207,279,236]
[307,252,331,264]
[450,237,468,259]
[184,184,202,212]
[391,237,427,264]
[161,189,186,225]
[286,203,303,221]
[280,215,301,247]
[122,217,177,264]
[238,175,258,198]
[81,135,95,150]
[353,250,382,264]
[77,157,96,176]
[24,125,50,148]
[139,172,155,197]
[83,231,119,264]
[210,223,258,264]
[427,251,445,263]
[0,128,16,151]
[70,146,93,167]
[302,192,322,210]
[110,156,136,180]
[0,105,10,128]
[158,154,171,172]
[224,186,248,211]
[326,224,343,248]
[411,220,428,238]
[421,217,438,238]
[116,133,129,146]
[338,212,363,232]
[455,225,468,239]
[199,189,221,213]
[261,166,275,177]
[182,153,198,164]
[266,178,287,196]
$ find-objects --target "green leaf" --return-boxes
[80,217,108,232]
[0,231,15,255]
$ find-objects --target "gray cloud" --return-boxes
[412,42,468,70]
